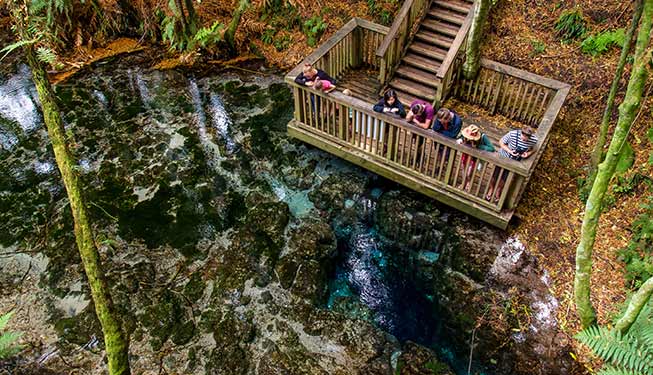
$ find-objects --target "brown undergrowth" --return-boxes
[483,0,652,372]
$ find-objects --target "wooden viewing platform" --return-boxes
[285,4,569,229]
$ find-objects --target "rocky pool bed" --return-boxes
[0,54,576,374]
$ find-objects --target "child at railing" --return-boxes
[486,126,538,203]
[314,78,336,93]
[456,125,496,192]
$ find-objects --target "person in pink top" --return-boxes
[405,100,435,129]
[314,78,336,93]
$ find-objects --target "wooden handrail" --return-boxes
[287,80,531,176]
[285,18,359,82]
[436,8,474,79]
[376,0,416,58]
[480,58,572,90]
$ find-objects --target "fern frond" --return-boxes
[0,313,12,330]
[640,324,653,354]
[598,365,641,375]
[577,326,653,375]
[36,46,57,65]
[0,39,38,61]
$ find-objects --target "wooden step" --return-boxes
[421,19,460,37]
[414,30,454,49]
[408,42,448,61]
[388,77,436,101]
[433,0,472,14]
[428,8,466,25]
[403,53,442,74]
[393,90,422,108]
[395,65,439,88]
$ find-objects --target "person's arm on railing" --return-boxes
[294,72,308,86]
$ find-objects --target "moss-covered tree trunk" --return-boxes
[463,0,490,80]
[615,276,653,334]
[574,0,653,329]
[585,0,643,196]
[224,0,249,53]
[24,45,130,375]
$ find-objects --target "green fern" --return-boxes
[193,21,224,49]
[581,28,625,56]
[577,324,653,375]
[36,46,57,65]
[0,312,22,360]
[555,8,587,42]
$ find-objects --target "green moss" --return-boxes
[183,272,206,302]
[54,307,103,346]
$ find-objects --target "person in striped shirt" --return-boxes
[486,126,538,202]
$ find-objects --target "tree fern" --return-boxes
[577,325,653,375]
[598,366,643,375]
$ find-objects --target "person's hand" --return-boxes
[521,150,531,158]
[509,149,520,157]
[383,108,391,113]
[456,138,463,145]
[305,81,314,87]
[391,108,399,113]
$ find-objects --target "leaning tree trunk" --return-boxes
[615,276,653,334]
[585,0,644,196]
[24,46,131,375]
[224,0,250,53]
[574,0,653,329]
[463,0,490,80]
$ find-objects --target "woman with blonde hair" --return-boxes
[294,63,336,87]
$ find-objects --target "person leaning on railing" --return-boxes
[432,108,462,139]
[294,63,336,87]
[456,125,496,192]
[486,126,538,203]
[373,89,406,118]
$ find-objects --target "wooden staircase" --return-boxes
[386,0,475,105]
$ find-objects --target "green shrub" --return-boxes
[581,28,625,56]
[555,8,587,42]
[618,198,653,287]
[530,39,546,55]
[0,312,22,360]
[303,16,328,47]
[193,21,225,49]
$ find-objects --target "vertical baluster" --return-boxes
[398,130,407,166]
[533,89,550,125]
[510,80,524,118]
[443,148,455,184]
[374,119,382,155]
[474,160,488,197]
[490,74,504,114]
[498,76,511,114]
[483,164,497,201]
[516,83,531,121]
[429,142,439,178]
[437,144,447,180]
[497,171,515,209]
[411,134,420,169]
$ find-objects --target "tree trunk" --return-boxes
[224,0,250,52]
[24,46,131,375]
[615,276,653,334]
[574,0,653,329]
[462,0,490,80]
[585,0,643,196]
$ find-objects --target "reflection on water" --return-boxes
[0,64,40,150]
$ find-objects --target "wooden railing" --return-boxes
[435,8,474,105]
[286,18,387,84]
[286,84,530,212]
[286,18,570,224]
[451,58,571,205]
[375,0,430,85]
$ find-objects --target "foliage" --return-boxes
[581,28,626,56]
[303,16,327,47]
[367,0,397,26]
[530,39,546,55]
[160,0,199,52]
[618,198,653,287]
[555,8,587,42]
[576,306,653,375]
[193,21,224,49]
[0,312,22,359]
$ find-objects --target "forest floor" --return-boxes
[3,0,650,372]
